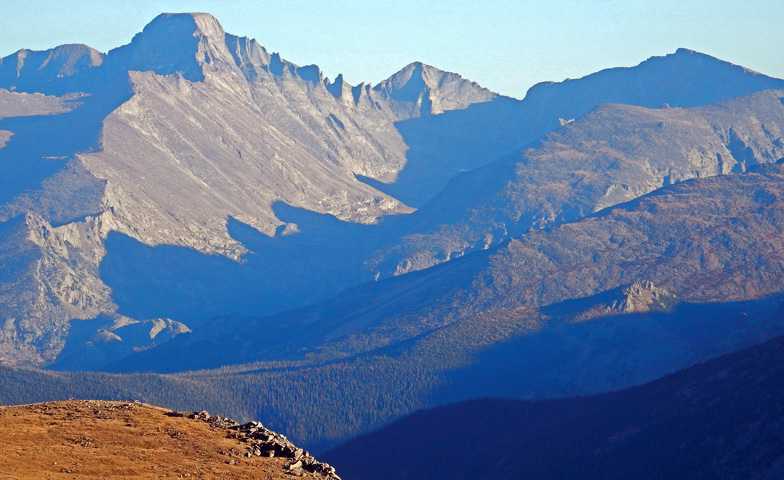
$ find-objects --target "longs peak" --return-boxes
[134,12,230,52]
[103,12,237,82]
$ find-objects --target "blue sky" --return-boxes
[1,0,781,99]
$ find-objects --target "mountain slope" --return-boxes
[78,165,784,450]
[2,292,780,454]
[324,333,784,480]
[371,88,784,277]
[0,400,339,479]
[0,44,104,94]
[0,12,529,367]
[115,163,784,373]
[363,49,784,206]
[521,48,784,127]
[3,12,784,371]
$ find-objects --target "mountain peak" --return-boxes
[674,47,697,54]
[151,12,226,39]
[375,61,495,116]
[104,12,235,82]
[519,48,784,127]
[381,61,444,92]
[0,44,103,93]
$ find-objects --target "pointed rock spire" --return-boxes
[375,61,495,116]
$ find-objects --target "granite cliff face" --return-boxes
[0,13,497,366]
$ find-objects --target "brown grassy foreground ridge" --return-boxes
[0,400,339,479]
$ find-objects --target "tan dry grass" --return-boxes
[0,400,301,479]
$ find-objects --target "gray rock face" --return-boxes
[0,89,75,119]
[0,12,502,367]
[0,44,103,94]
[374,61,496,117]
[1,11,784,370]
[613,281,675,314]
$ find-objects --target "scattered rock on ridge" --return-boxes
[0,400,340,479]
[175,410,340,478]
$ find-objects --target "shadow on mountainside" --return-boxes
[99,202,385,330]
[324,333,784,480]
[363,96,531,207]
[0,84,132,205]
[32,291,784,454]
[368,49,784,209]
[431,293,784,405]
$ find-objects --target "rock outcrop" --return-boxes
[572,281,678,322]
[611,281,676,314]
[177,410,341,479]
